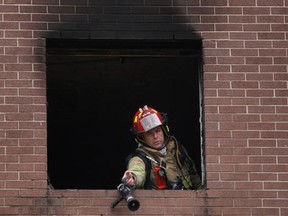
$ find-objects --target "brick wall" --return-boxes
[0,0,287,215]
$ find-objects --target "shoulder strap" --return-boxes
[126,150,152,189]
[173,138,202,189]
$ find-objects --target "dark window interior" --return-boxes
[46,39,204,189]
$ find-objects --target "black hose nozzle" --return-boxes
[126,195,140,211]
[111,183,140,211]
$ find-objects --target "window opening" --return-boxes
[46,39,204,189]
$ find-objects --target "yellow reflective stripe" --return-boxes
[132,165,146,175]
[182,176,193,189]
[151,108,157,113]
[139,112,143,118]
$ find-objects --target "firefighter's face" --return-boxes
[143,126,165,150]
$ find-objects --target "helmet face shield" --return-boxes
[139,113,162,132]
[133,106,164,134]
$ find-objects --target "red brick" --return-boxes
[6,181,34,189]
[263,199,288,207]
[5,130,34,138]
[234,198,262,207]
[257,0,284,6]
[252,208,279,215]
[5,30,33,38]
[20,172,47,180]
[235,165,262,172]
[229,0,256,6]
[260,98,287,105]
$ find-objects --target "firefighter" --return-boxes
[122,105,203,190]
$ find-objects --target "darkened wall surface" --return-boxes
[0,0,287,215]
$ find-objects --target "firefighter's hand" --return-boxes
[122,171,135,188]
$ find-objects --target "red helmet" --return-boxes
[133,105,164,134]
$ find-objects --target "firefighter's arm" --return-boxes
[123,156,146,189]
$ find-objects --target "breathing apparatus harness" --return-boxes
[128,148,170,189]
[129,136,196,190]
